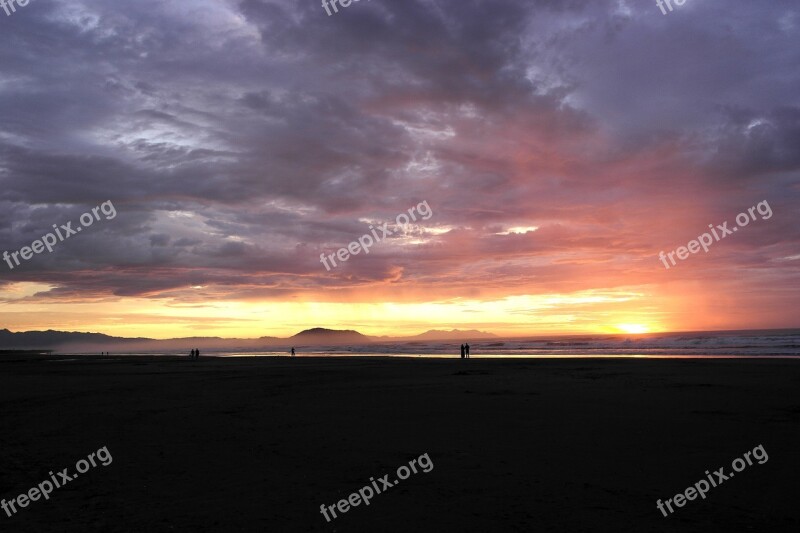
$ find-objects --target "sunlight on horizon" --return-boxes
[615,324,651,335]
[0,282,671,339]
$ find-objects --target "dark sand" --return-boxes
[1,355,798,532]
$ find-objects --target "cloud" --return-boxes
[0,0,798,332]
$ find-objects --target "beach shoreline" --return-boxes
[1,356,798,531]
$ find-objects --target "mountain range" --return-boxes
[0,327,495,351]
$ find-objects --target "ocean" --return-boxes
[68,329,800,358]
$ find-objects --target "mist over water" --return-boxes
[66,330,800,358]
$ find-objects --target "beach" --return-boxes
[1,355,798,532]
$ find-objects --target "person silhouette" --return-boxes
[291,347,296,358]
[190,349,195,359]
[465,343,470,358]
[460,344,465,359]
[195,348,200,360]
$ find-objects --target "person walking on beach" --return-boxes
[291,347,296,358]
[195,348,200,360]
[189,349,194,360]
[465,343,470,358]
[460,344,465,359]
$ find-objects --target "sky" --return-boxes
[0,0,798,339]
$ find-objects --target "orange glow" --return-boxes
[615,324,650,335]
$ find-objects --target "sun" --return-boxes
[617,324,649,334]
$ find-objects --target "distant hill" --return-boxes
[0,326,495,352]
[0,328,143,349]
[290,328,372,345]
[408,329,497,341]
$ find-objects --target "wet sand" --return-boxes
[1,355,798,532]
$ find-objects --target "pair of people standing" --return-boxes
[460,343,470,359]
[189,348,200,360]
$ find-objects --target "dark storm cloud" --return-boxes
[0,0,797,306]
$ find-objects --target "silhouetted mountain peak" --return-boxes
[290,328,371,344]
